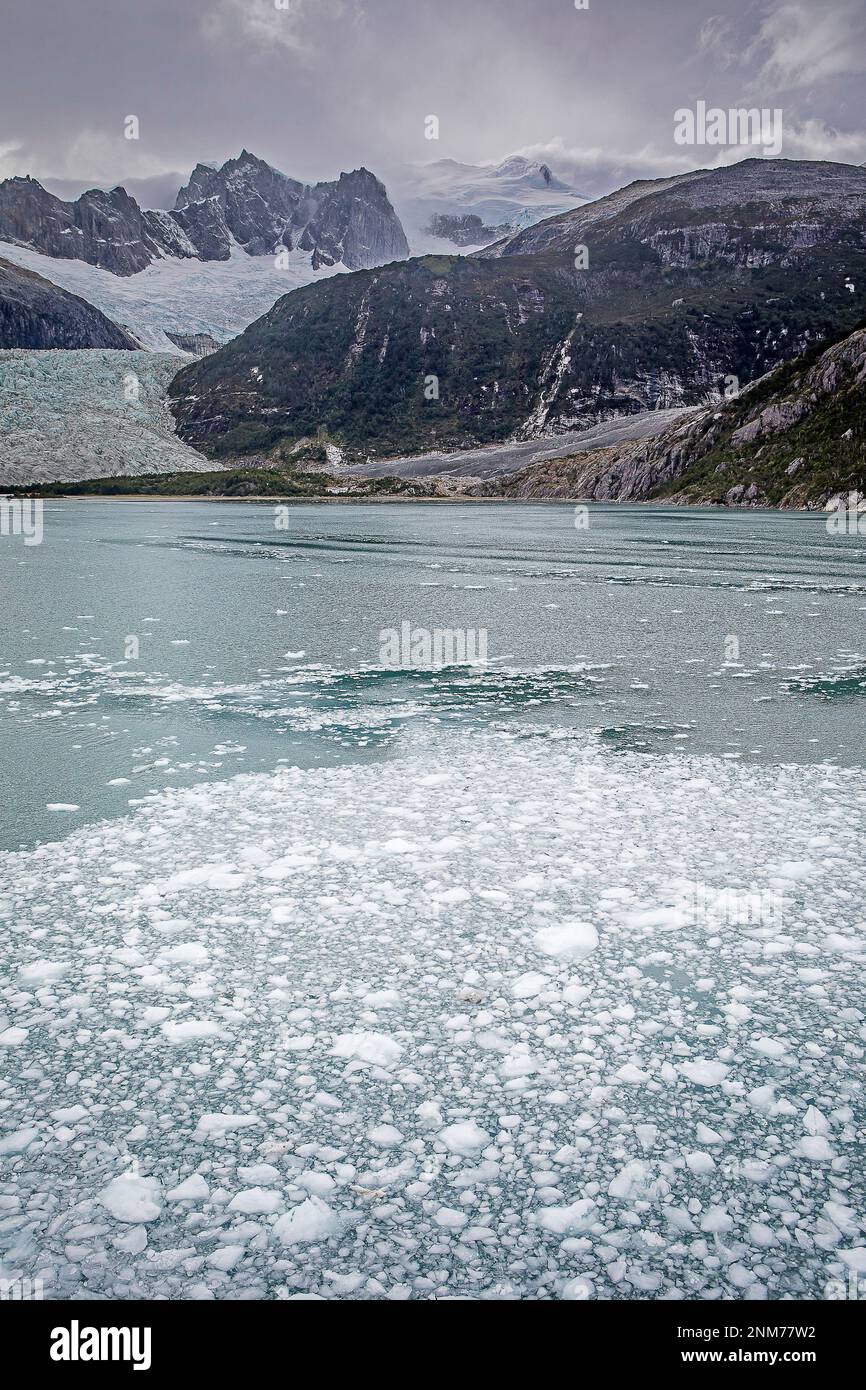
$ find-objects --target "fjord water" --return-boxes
[1,500,865,1301]
[0,500,864,850]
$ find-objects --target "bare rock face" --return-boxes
[0,178,158,275]
[0,257,139,349]
[0,152,409,277]
[482,325,866,509]
[164,331,222,357]
[481,158,866,264]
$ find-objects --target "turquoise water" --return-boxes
[0,500,864,849]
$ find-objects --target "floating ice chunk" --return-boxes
[0,1127,39,1154]
[678,1060,730,1086]
[237,1165,280,1185]
[415,1101,443,1128]
[747,1084,777,1113]
[331,1032,402,1068]
[750,1037,788,1058]
[561,1276,595,1300]
[167,1174,210,1202]
[434,1207,468,1229]
[0,1028,28,1047]
[838,1248,866,1273]
[796,1136,834,1161]
[534,921,599,960]
[18,960,68,984]
[616,1063,650,1084]
[635,1124,658,1150]
[433,887,471,904]
[774,860,814,880]
[696,1123,724,1145]
[165,942,209,964]
[161,1020,226,1045]
[804,1106,830,1135]
[700,1206,734,1234]
[296,1172,335,1196]
[439,1122,490,1157]
[98,1174,162,1223]
[608,1161,653,1200]
[228,1187,283,1215]
[825,1202,860,1236]
[46,803,79,812]
[749,1222,778,1248]
[207,1245,245,1271]
[50,1105,88,1124]
[824,933,862,954]
[194,1113,260,1139]
[368,1125,404,1147]
[684,1151,715,1175]
[537,1199,597,1234]
[273,1197,341,1245]
[362,989,401,1009]
[511,971,548,999]
[114,1225,148,1255]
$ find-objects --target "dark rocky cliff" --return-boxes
[0,257,139,348]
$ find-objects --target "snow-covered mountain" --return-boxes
[0,239,344,353]
[0,152,409,352]
[0,153,408,276]
[389,154,588,254]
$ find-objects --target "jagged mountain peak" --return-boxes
[0,153,409,277]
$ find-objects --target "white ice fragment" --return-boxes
[368,1125,404,1147]
[439,1122,490,1157]
[561,1276,595,1300]
[678,1060,730,1086]
[684,1151,715,1175]
[534,921,598,960]
[161,1019,226,1045]
[0,1127,39,1154]
[700,1206,734,1233]
[237,1164,280,1185]
[511,971,548,999]
[98,1174,162,1223]
[227,1187,283,1215]
[796,1136,834,1161]
[331,1032,402,1068]
[167,1174,210,1202]
[273,1197,341,1245]
[537,1199,597,1234]
[194,1113,260,1139]
[434,1207,468,1229]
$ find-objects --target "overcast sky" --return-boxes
[1,0,865,205]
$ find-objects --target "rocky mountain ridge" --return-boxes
[167,160,866,461]
[0,152,409,277]
[480,321,866,507]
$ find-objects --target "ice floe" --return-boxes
[0,728,863,1300]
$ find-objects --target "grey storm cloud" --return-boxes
[1,0,865,203]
